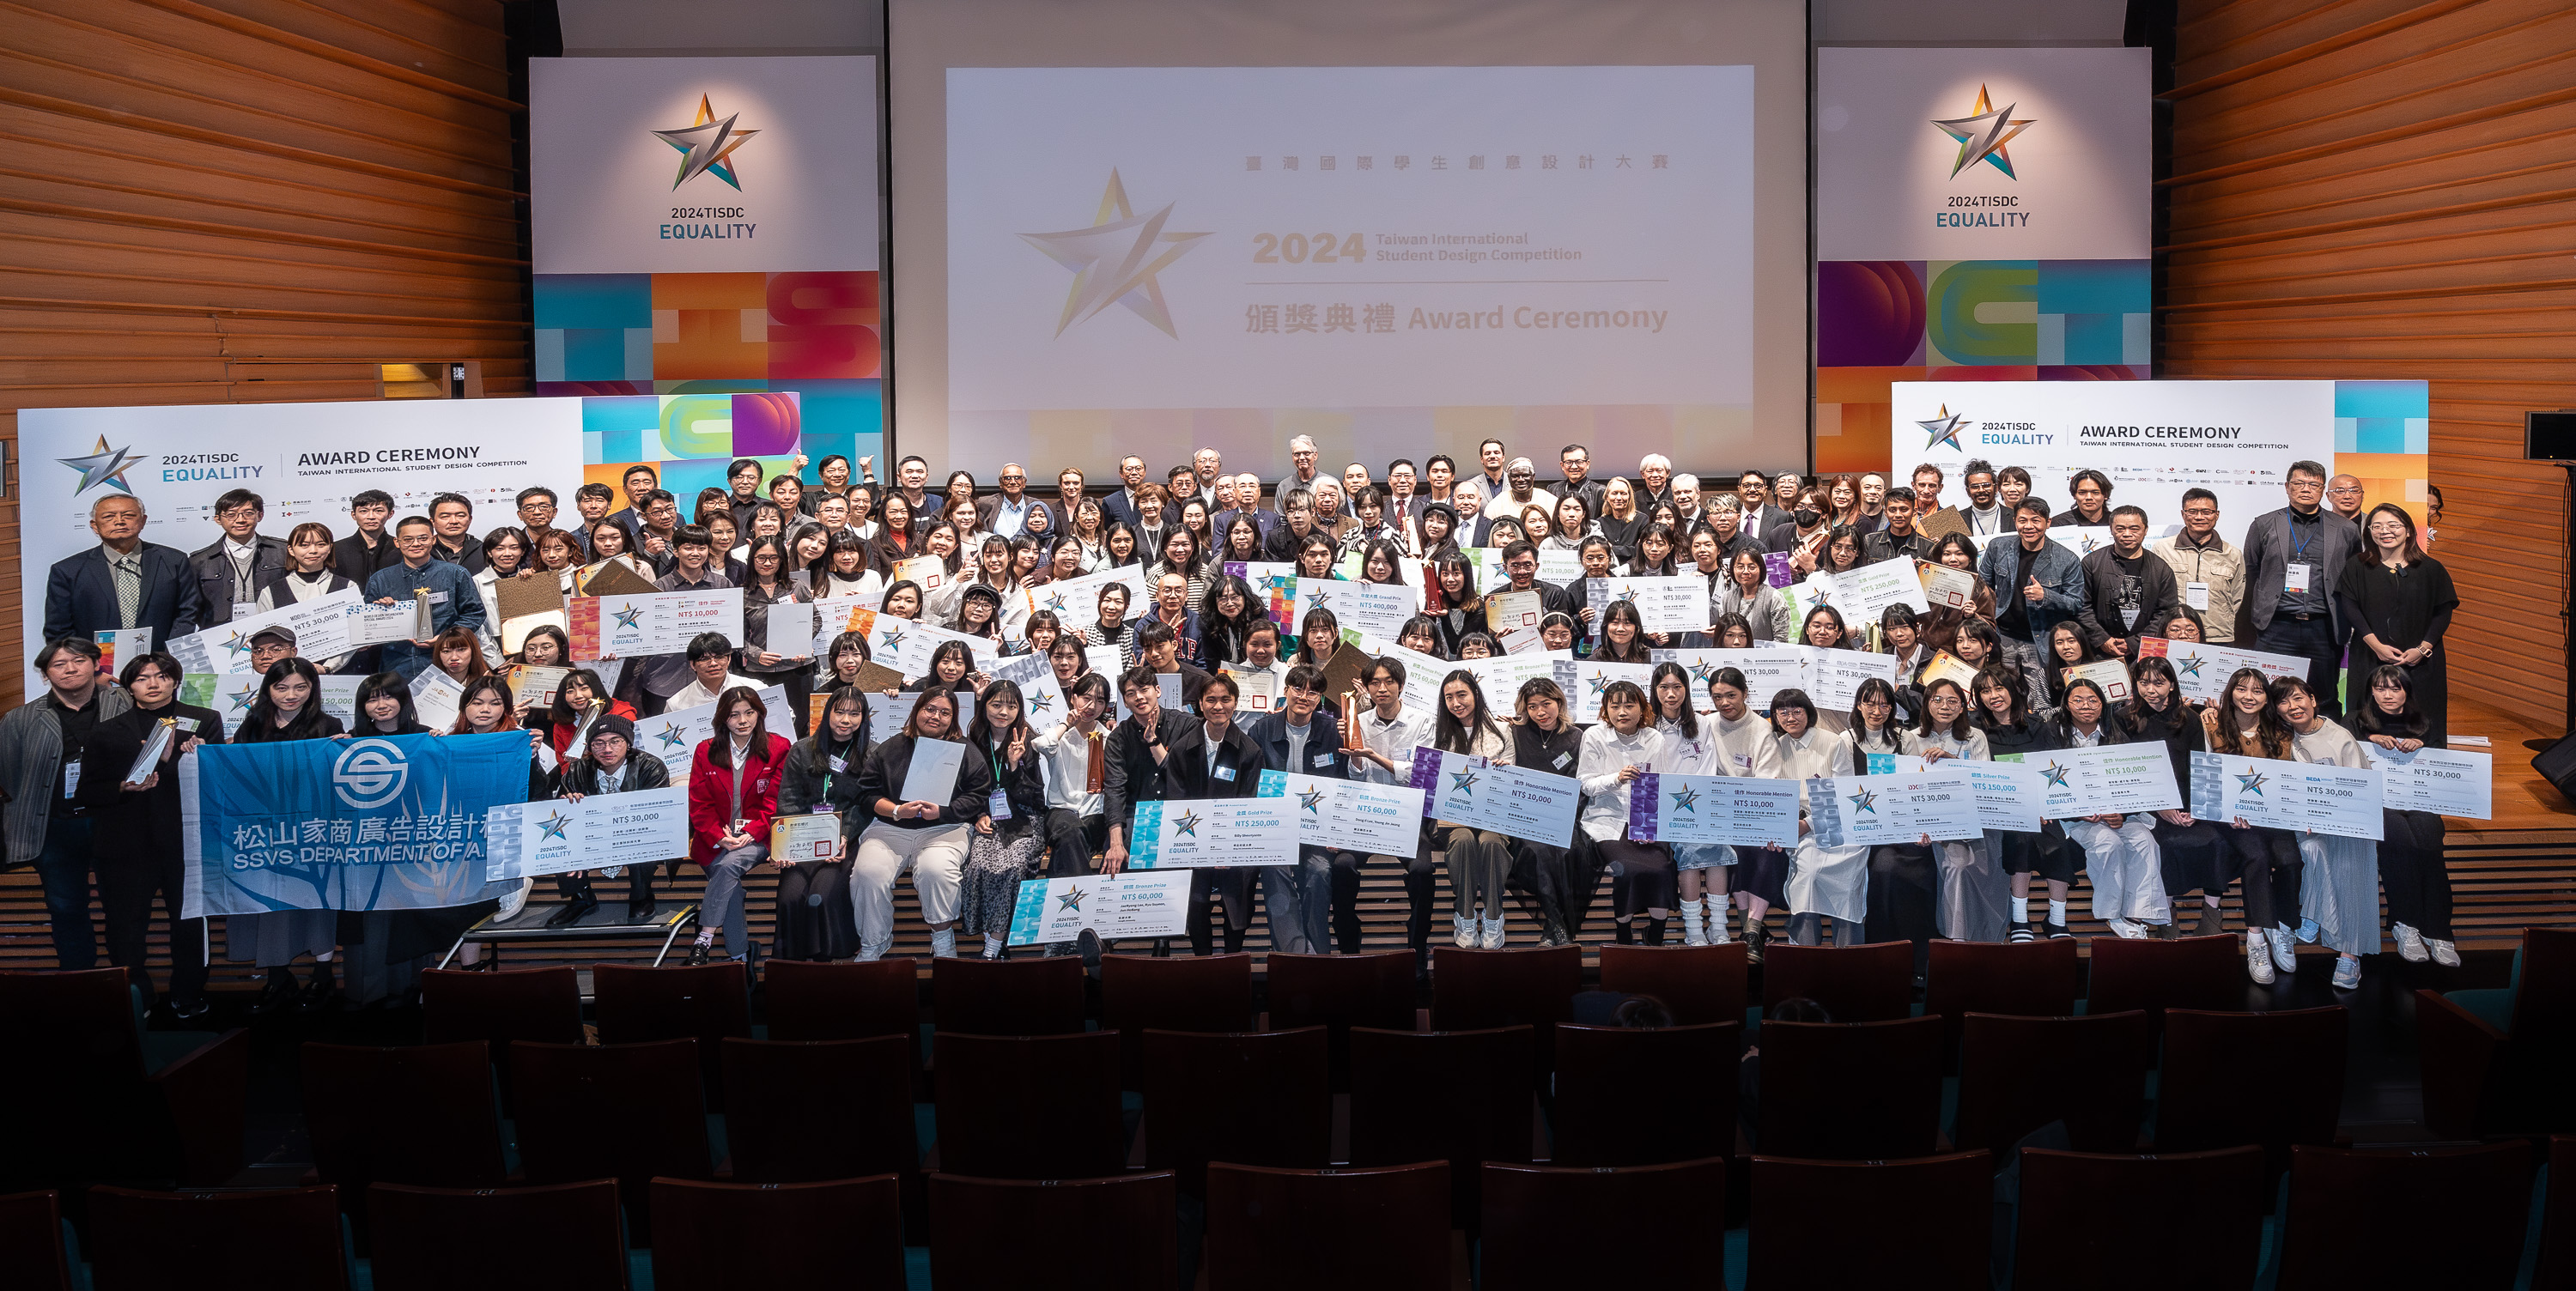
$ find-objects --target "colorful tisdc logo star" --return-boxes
[1686,659,1717,685]
[222,629,252,659]
[880,627,907,650]
[1917,403,1966,452]
[611,604,645,631]
[1669,786,1700,814]
[651,94,758,191]
[1449,769,1480,795]
[1306,589,1333,612]
[1020,169,1211,339]
[228,683,258,712]
[2041,761,2073,789]
[2176,654,2206,680]
[1027,691,1057,716]
[1931,83,2036,179]
[1055,884,1088,913]
[2236,771,2268,797]
[1586,670,1614,694]
[1297,788,1327,814]
[1042,591,1068,613]
[1171,809,1202,839]
[58,436,143,496]
[1847,787,1879,815]
[537,810,573,841]
[654,721,688,751]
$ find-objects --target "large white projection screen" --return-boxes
[890,0,1809,484]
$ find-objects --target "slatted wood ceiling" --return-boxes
[2162,0,2576,725]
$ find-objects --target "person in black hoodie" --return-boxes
[74,651,223,1018]
[2121,656,2226,937]
[550,713,672,924]
[772,684,872,961]
[1972,664,2074,942]
[1159,671,1268,955]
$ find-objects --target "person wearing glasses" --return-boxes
[361,515,487,683]
[187,488,291,627]
[977,463,1042,537]
[2150,488,2247,644]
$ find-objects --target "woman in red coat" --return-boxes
[685,686,791,964]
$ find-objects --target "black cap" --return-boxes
[588,714,636,748]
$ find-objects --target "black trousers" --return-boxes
[1509,840,1577,936]
[2379,809,2451,939]
[1319,850,1438,954]
[1186,870,1254,955]
[1044,809,1107,878]
[2215,825,2301,931]
[96,848,208,1009]
[2255,614,2346,718]
[558,859,656,908]
[1865,844,1937,974]
[2153,817,2227,897]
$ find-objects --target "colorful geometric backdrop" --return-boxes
[533,270,884,498]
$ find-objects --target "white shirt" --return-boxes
[666,671,760,712]
[1653,718,1723,776]
[1352,706,1432,785]
[1032,722,1105,815]
[1708,709,1784,779]
[1576,724,1663,842]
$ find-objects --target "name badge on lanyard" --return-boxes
[2283,563,2312,594]
[987,788,1012,821]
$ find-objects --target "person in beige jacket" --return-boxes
[2149,487,2247,642]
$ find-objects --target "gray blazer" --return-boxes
[0,686,135,864]
[2238,506,2362,637]
[1716,581,1795,643]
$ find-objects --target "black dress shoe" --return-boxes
[627,894,658,922]
[545,898,598,928]
[685,942,714,966]
[296,974,341,1014]
[248,971,297,1015]
[167,997,212,1021]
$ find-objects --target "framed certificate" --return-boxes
[770,811,842,863]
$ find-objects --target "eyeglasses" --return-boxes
[217,506,259,520]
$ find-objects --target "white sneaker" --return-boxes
[2428,938,2462,968]
[2392,923,2428,963]
[1455,914,1478,949]
[2330,955,2361,990]
[981,933,1005,960]
[931,929,957,959]
[1709,910,1732,944]
[2105,918,2143,940]
[496,877,532,921]
[2246,934,2275,985]
[1680,901,1710,946]
[2269,925,2299,973]
[1479,917,1505,950]
[855,938,890,963]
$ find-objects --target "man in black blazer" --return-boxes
[1160,671,1278,955]
[1098,454,1151,530]
[45,494,205,646]
[187,488,290,626]
[1246,664,1346,955]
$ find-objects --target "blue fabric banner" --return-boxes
[183,733,526,917]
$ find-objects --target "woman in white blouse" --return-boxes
[2277,675,2379,991]
[1771,687,1865,958]
[2050,676,2170,942]
[253,522,359,673]
[1912,676,2010,954]
[1577,680,1672,944]
[1649,663,1731,947]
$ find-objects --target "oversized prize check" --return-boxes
[568,587,744,658]
[1885,754,2045,832]
[633,685,799,779]
[2136,637,2310,704]
[167,587,362,673]
[821,604,1002,680]
[807,592,878,655]
[2372,745,2493,819]
[1025,566,1151,633]
[483,786,689,881]
[1123,797,1301,869]
[1654,646,1807,714]
[1557,660,1656,724]
[1803,766,1984,846]
[1007,873,1189,945]
[1408,747,1581,847]
[2188,752,2384,840]
[1626,772,1800,847]
[987,652,1070,724]
[1586,574,1710,636]
[1221,561,1300,631]
[1294,577,1415,640]
[1345,628,1449,717]
[1824,555,1932,627]
[1805,647,1900,712]
[2015,744,2184,820]
[1454,650,1572,712]
[1257,770,1425,858]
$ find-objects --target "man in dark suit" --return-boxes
[45,494,204,646]
[1098,454,1150,530]
[1160,670,1279,955]
[975,463,1048,538]
[187,488,290,626]
[605,463,661,545]
[1247,664,1346,955]
[1214,474,1277,547]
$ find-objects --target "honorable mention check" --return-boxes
[1408,747,1580,847]
[1627,772,1799,847]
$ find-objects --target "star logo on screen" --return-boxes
[1297,787,1326,814]
[59,436,145,497]
[1170,809,1203,839]
[537,810,573,842]
[651,94,759,191]
[1917,403,1967,452]
[2237,771,2268,797]
[654,722,688,751]
[1931,84,2036,179]
[611,604,646,631]
[1669,786,1700,814]
[2041,761,2073,789]
[1021,169,1211,338]
[1847,787,1879,815]
[1056,883,1088,913]
[1449,769,1480,795]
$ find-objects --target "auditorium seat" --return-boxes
[1922,937,2082,1058]
[509,1038,713,1245]
[2014,1147,2265,1290]
[929,1172,1176,1291]
[1479,1158,1726,1291]
[2538,1136,2576,1291]
[0,1190,70,1291]
[1266,950,1416,1088]
[418,966,581,1111]
[299,1041,506,1233]
[368,1179,625,1291]
[1138,1027,1330,1193]
[1759,940,1913,1022]
[720,1036,919,1185]
[1549,1021,1741,1167]
[1431,944,1580,1076]
[1951,1011,2150,1155]
[1748,1152,1990,1289]
[1596,942,1748,1025]
[1347,1025,1536,1225]
[1754,1015,1943,1159]
[1204,1160,1452,1290]
[762,957,921,1043]
[650,1175,904,1289]
[592,960,752,1100]
[1103,952,1255,1088]
[931,955,1087,1036]
[2083,934,2243,1033]
[930,1031,1124,1179]
[88,1184,345,1291]
[0,967,248,1192]
[2275,1143,2534,1290]
[2155,1007,2346,1180]
[2418,926,2576,1137]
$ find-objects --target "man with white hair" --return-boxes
[1668,474,1707,532]
[1192,447,1224,510]
[1487,456,1558,526]
[1275,435,1324,505]
[1215,473,1274,544]
[1637,453,1675,512]
[1448,481,1494,547]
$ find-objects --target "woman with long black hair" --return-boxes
[1194,573,1266,667]
[773,684,872,962]
[229,658,345,1013]
[2202,666,2303,985]
[1579,680,1672,944]
[2350,664,2456,967]
[957,680,1047,959]
[2122,656,2227,937]
[1432,670,1517,949]
[75,650,223,1017]
[735,535,817,736]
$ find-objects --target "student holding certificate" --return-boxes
[1843,679,1938,949]
[1348,657,1443,960]
[1770,688,1860,964]
[1578,681,1670,945]
[1432,670,1518,950]
[1508,676,1587,947]
[957,681,1047,961]
[771,685,872,963]
[2277,676,2379,991]
[1912,677,2008,955]
[2051,677,2172,941]
[2200,667,2304,985]
[1160,671,1271,956]
[1975,666,2073,943]
[2120,657,2228,939]
[2349,666,2458,967]
[74,650,222,1019]
[852,689,993,961]
[1692,666,1783,947]
[1030,672,1115,959]
[1650,663,1731,948]
[684,688,791,966]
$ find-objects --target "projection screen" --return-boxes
[889,0,1811,483]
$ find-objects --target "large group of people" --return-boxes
[7,436,2463,1012]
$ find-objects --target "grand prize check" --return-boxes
[1627,772,1800,847]
[1654,646,1807,713]
[2023,743,2184,819]
[1007,873,1189,945]
[1124,797,1300,869]
[1258,771,1425,858]
[2136,637,2309,704]
[2373,745,2492,819]
[2188,752,2384,840]
[1588,575,1711,636]
[1804,767,1984,846]
[569,588,745,658]
[1827,556,1934,626]
[484,786,689,881]
[1557,660,1656,724]
[1408,748,1580,847]
[1295,578,1414,640]
[168,587,362,673]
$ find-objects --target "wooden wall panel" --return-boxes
[2165,0,2576,725]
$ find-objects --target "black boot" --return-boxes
[296,961,340,1013]
[1645,917,1668,947]
[1743,916,1770,965]
[547,894,597,928]
[249,967,297,1015]
[1614,919,1634,945]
